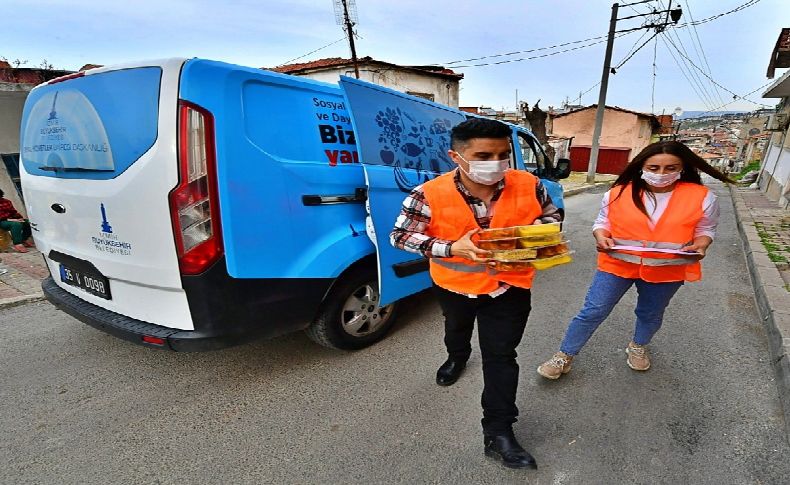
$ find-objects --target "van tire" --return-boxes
[305,268,398,350]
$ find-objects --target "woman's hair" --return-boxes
[610,140,734,216]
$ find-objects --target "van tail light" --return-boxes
[169,101,223,275]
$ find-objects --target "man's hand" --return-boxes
[450,229,492,262]
[593,228,615,252]
[681,236,712,259]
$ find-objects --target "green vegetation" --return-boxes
[755,222,789,266]
[733,161,761,181]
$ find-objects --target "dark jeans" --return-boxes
[0,220,31,244]
[433,284,532,436]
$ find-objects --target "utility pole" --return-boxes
[341,0,360,79]
[587,2,619,184]
[586,1,682,183]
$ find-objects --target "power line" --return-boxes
[683,0,761,27]
[664,26,718,108]
[651,0,720,108]
[651,35,658,113]
[681,80,776,120]
[662,32,768,107]
[613,31,659,71]
[660,34,717,111]
[443,34,611,65]
[681,0,726,105]
[656,0,723,107]
[448,33,634,68]
[612,27,650,69]
[441,0,761,70]
[276,37,347,67]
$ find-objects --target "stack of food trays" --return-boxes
[474,222,572,271]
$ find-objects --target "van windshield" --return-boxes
[20,67,161,180]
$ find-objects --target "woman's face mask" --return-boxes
[454,152,510,185]
[641,170,681,188]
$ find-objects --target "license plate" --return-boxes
[59,264,111,300]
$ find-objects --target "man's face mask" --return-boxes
[641,170,681,188]
[454,152,510,185]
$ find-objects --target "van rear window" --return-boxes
[20,67,161,180]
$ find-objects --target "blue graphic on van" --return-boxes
[22,88,115,172]
[19,67,161,180]
[340,76,467,193]
[100,203,113,234]
[374,108,456,192]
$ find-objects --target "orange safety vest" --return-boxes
[597,182,709,283]
[422,170,543,295]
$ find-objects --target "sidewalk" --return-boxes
[730,185,790,431]
[560,172,617,196]
[0,247,48,309]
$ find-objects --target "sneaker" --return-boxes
[537,351,573,380]
[22,239,35,248]
[12,244,28,253]
[626,342,650,371]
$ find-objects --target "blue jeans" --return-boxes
[559,270,683,356]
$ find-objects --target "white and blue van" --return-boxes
[19,58,570,351]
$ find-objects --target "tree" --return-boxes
[521,100,555,163]
[0,56,28,68]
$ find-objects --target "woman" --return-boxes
[537,141,732,378]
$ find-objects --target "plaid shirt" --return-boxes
[389,170,562,298]
[0,198,22,221]
[390,170,562,258]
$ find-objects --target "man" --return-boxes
[390,118,561,469]
[0,189,33,253]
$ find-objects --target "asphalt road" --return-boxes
[2,183,789,485]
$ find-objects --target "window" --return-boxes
[406,91,435,102]
[515,132,550,177]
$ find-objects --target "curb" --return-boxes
[729,185,790,439]
[563,181,612,198]
[0,292,45,310]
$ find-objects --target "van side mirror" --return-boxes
[554,158,571,179]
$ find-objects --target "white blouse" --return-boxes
[592,187,720,239]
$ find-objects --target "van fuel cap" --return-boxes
[51,203,66,213]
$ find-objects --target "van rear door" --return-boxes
[20,59,194,329]
[339,76,467,305]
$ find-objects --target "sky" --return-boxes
[1,0,787,115]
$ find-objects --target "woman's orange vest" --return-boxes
[422,170,543,295]
[597,182,709,283]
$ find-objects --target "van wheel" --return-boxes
[306,268,398,350]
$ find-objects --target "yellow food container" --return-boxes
[517,233,563,248]
[514,223,561,237]
[530,253,573,270]
[536,243,570,258]
[493,260,533,272]
[491,248,538,261]
[478,227,516,240]
[477,238,518,250]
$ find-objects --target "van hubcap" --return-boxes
[341,283,393,337]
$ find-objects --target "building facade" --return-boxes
[551,105,660,174]
[270,57,463,108]
[758,28,790,207]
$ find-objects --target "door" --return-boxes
[339,76,467,305]
[513,129,565,210]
